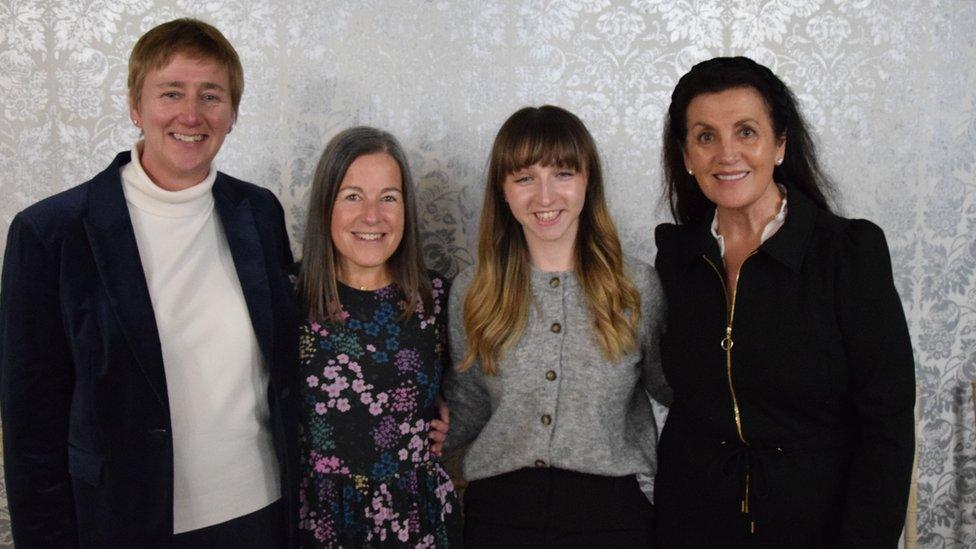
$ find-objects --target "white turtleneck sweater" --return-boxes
[121,143,280,534]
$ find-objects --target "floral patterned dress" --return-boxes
[297,275,462,548]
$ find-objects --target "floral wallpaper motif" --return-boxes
[1,0,974,546]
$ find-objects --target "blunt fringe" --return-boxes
[128,18,245,114]
[460,105,641,375]
[298,126,432,323]
[662,56,835,224]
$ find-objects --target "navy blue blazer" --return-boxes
[0,151,300,547]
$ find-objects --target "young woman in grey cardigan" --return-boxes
[442,105,672,548]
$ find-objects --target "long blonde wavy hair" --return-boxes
[460,105,641,375]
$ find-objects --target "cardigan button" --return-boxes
[545,370,556,381]
[534,459,547,467]
[550,322,561,334]
[549,277,560,288]
[541,414,552,426]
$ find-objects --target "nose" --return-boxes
[178,97,202,125]
[361,198,380,224]
[719,138,739,164]
[537,177,554,205]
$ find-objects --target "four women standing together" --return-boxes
[0,17,915,549]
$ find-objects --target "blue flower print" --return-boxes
[372,452,397,477]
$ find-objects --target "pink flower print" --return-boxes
[306,375,319,388]
[349,362,362,373]
[322,365,339,380]
[391,385,418,412]
[433,278,443,288]
[377,392,389,404]
[314,455,344,473]
[369,402,383,415]
[336,398,351,412]
[325,376,348,398]
[315,402,327,415]
[366,344,376,352]
[310,322,321,332]
[399,422,411,435]
[397,526,410,542]
[360,392,373,404]
[352,378,369,393]
[337,353,349,364]
[339,310,350,321]
[398,448,409,461]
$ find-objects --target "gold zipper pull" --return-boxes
[721,326,734,351]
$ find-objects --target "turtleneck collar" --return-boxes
[121,141,217,218]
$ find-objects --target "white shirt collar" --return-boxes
[710,184,788,258]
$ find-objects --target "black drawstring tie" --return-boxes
[716,439,781,534]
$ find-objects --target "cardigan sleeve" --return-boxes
[0,214,79,546]
[835,220,915,547]
[441,267,491,454]
[634,261,673,407]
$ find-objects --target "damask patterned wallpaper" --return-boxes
[1,0,974,546]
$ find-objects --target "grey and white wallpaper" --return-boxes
[1,0,974,546]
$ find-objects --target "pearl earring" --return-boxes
[775,158,783,165]
[687,169,694,175]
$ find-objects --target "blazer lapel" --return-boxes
[213,176,274,365]
[84,152,168,410]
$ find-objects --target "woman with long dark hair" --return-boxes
[654,56,915,547]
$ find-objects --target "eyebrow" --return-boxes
[156,81,226,91]
[690,118,759,131]
[338,186,403,194]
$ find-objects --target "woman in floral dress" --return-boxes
[295,126,462,548]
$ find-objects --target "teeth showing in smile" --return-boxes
[172,133,205,143]
[716,172,748,181]
[535,211,559,222]
[354,232,383,241]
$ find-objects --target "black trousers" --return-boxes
[172,499,286,549]
[463,467,656,548]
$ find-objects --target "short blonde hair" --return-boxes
[128,18,244,114]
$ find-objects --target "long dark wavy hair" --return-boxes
[662,56,835,224]
[298,126,432,322]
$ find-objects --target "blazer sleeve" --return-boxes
[0,214,79,546]
[835,220,915,547]
[269,189,294,268]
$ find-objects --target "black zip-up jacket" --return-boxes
[653,188,915,548]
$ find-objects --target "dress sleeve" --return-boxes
[0,214,79,545]
[835,220,915,547]
[637,263,673,407]
[441,269,491,454]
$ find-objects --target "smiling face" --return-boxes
[130,52,235,190]
[330,152,405,284]
[502,163,587,262]
[682,86,786,216]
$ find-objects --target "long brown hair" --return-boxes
[298,126,432,322]
[460,105,641,374]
